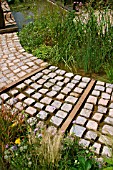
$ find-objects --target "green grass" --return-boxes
[19,1,113,82]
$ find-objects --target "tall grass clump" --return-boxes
[19,2,113,82]
[0,103,101,170]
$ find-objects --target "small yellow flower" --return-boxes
[11,122,18,128]
[15,138,21,145]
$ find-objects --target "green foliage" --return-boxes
[19,3,113,82]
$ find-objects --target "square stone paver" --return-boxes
[45,105,56,113]
[80,108,92,118]
[65,96,78,104]
[25,106,37,116]
[85,131,97,140]
[24,98,35,105]
[86,120,98,131]
[40,97,52,105]
[84,103,93,110]
[102,124,113,135]
[56,110,67,119]
[98,98,109,106]
[70,125,86,137]
[50,116,63,127]
[75,116,87,126]
[51,100,62,109]
[97,105,107,114]
[61,103,72,112]
[36,111,49,120]
[87,95,97,105]
[92,113,103,122]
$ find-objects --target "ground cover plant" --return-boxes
[19,1,113,82]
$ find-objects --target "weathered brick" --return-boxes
[79,139,90,147]
[92,113,103,122]
[92,90,100,97]
[9,89,18,96]
[86,120,98,130]
[17,93,26,100]
[98,98,109,106]
[82,77,90,83]
[74,87,83,94]
[50,116,63,127]
[96,81,105,86]
[102,124,113,135]
[16,83,26,90]
[27,117,37,126]
[52,85,61,92]
[25,106,37,116]
[48,72,57,78]
[104,117,113,125]
[65,96,78,104]
[109,103,113,109]
[101,146,112,157]
[106,87,112,94]
[40,97,52,105]
[78,82,87,88]
[74,75,82,81]
[63,77,70,84]
[95,85,105,92]
[84,103,93,110]
[109,109,113,117]
[1,93,9,101]
[25,88,35,96]
[97,105,107,114]
[92,143,101,154]
[66,83,75,89]
[55,69,66,75]
[56,93,65,100]
[37,79,46,85]
[61,87,71,94]
[65,72,74,78]
[39,88,48,94]
[44,82,53,88]
[85,131,97,140]
[75,116,87,125]
[55,110,67,119]
[80,108,92,118]
[70,125,86,137]
[30,83,42,90]
[36,111,49,120]
[45,105,56,113]
[34,102,44,109]
[101,92,110,100]
[55,76,64,81]
[61,103,72,112]
[47,91,58,97]
[87,95,97,105]
[51,100,62,109]
[32,92,42,100]
[24,98,35,105]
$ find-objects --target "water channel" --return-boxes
[10,0,68,31]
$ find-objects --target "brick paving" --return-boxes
[0,32,48,90]
[0,2,113,158]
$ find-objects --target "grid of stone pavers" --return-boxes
[1,65,113,157]
[71,81,113,157]
[0,66,90,128]
[0,32,47,89]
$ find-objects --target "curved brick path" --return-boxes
[0,33,48,90]
[1,2,113,158]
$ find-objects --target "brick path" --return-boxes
[1,1,113,158]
